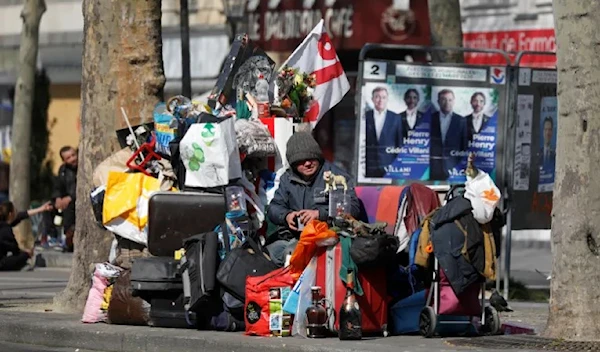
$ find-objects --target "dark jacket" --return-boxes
[0,211,29,259]
[52,164,77,230]
[365,110,403,177]
[400,110,424,139]
[430,111,468,180]
[267,162,361,237]
[430,196,483,295]
[465,113,491,142]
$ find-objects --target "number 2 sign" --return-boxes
[363,61,387,80]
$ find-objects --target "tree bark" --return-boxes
[427,0,464,63]
[53,0,165,313]
[10,0,46,251]
[544,0,600,341]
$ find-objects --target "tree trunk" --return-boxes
[427,0,464,63]
[10,0,46,251]
[544,0,600,341]
[53,0,165,313]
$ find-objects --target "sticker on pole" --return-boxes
[490,67,506,85]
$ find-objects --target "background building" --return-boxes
[461,0,555,67]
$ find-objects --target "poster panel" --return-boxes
[356,61,507,186]
[510,68,557,230]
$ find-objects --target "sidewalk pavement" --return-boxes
[33,249,73,269]
[0,299,550,352]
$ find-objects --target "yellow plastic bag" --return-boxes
[103,172,167,245]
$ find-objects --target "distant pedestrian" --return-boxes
[0,201,52,271]
[52,146,78,252]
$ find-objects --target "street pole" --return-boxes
[180,0,191,97]
[228,19,237,43]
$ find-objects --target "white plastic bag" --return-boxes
[180,117,242,188]
[284,257,317,338]
[464,170,501,224]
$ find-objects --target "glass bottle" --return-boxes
[305,286,327,338]
[339,269,362,340]
[53,209,63,227]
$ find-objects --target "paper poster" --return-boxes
[513,95,534,191]
[537,97,557,193]
[358,82,499,183]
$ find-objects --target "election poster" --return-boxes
[356,61,507,186]
[537,96,557,193]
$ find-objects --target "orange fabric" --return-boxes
[289,220,336,279]
[375,186,405,234]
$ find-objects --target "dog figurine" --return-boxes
[323,170,348,194]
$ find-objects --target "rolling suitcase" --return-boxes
[147,192,226,257]
[131,257,182,295]
[314,242,389,336]
[149,292,197,329]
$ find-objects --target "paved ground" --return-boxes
[0,310,548,352]
[0,267,553,352]
[0,341,95,352]
[0,267,70,301]
[509,247,552,289]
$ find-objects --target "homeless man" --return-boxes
[266,132,361,266]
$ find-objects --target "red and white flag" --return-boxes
[280,19,350,127]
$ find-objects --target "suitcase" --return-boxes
[131,257,182,294]
[147,192,226,257]
[149,292,197,329]
[181,232,220,312]
[314,243,389,336]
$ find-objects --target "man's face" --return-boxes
[295,159,320,178]
[471,95,485,114]
[543,120,553,146]
[372,90,388,112]
[438,92,454,114]
[405,91,419,110]
[61,148,78,168]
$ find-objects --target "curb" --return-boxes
[0,311,401,352]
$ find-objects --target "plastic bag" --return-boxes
[244,267,295,337]
[82,263,123,324]
[286,257,317,338]
[234,119,277,158]
[464,170,501,224]
[102,172,165,245]
[289,220,336,280]
[180,117,242,188]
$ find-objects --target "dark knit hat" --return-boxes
[286,132,323,166]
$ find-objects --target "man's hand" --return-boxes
[40,201,53,212]
[298,209,319,225]
[55,196,72,211]
[285,211,299,231]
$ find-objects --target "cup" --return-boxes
[328,189,348,219]
[225,186,247,217]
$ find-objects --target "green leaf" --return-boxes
[192,142,201,150]
[189,159,200,171]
